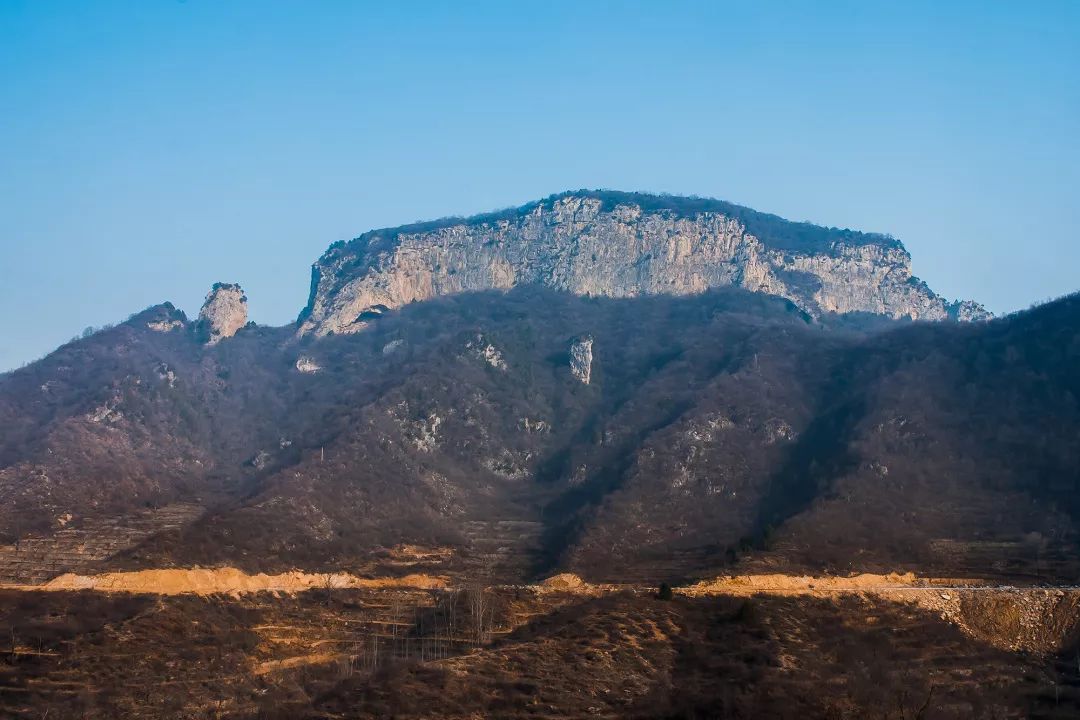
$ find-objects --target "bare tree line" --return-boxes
[332,583,499,679]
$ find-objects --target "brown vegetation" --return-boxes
[2,583,1078,719]
[2,289,1079,589]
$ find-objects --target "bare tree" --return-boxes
[337,644,359,679]
[446,589,460,649]
[466,583,491,645]
[1024,531,1048,579]
[319,572,336,606]
[358,634,379,673]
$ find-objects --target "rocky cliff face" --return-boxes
[198,283,248,345]
[298,191,988,337]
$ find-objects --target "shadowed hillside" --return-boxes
[2,287,1078,586]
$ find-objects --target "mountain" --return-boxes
[2,191,1073,592]
[298,190,989,337]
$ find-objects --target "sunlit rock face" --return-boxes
[948,299,994,322]
[198,283,248,345]
[297,191,987,337]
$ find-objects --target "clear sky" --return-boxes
[2,1,1077,371]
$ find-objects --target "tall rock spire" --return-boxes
[198,283,248,345]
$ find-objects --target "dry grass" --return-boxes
[3,585,1078,719]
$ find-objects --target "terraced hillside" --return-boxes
[0,504,202,584]
[2,574,1080,719]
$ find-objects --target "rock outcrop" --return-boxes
[146,318,185,333]
[295,356,321,374]
[297,190,988,337]
[198,283,248,345]
[466,334,507,370]
[570,336,593,385]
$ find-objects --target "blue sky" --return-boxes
[1,1,1077,370]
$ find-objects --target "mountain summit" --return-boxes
[298,190,988,337]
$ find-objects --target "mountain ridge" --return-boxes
[5,191,1075,594]
[298,189,989,337]
[2,283,1076,588]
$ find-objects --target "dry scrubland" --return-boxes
[1,572,1080,718]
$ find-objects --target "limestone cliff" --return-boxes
[198,283,248,345]
[297,190,988,336]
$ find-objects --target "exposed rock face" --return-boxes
[570,336,593,385]
[143,303,188,333]
[466,334,507,370]
[146,319,185,333]
[295,356,321,374]
[155,362,177,387]
[86,395,123,424]
[948,299,994,322]
[198,283,248,345]
[297,191,987,337]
